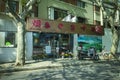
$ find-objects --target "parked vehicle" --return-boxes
[78,50,99,60]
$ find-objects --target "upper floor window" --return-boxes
[54,8,68,20]
[0,0,5,12]
[9,1,19,13]
[95,5,100,12]
[77,0,86,8]
[0,1,19,13]
[59,0,76,5]
[94,20,100,25]
[32,4,38,17]
[77,17,86,23]
[59,0,65,2]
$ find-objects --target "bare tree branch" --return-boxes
[20,0,37,18]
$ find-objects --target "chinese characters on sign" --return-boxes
[31,19,42,30]
[71,24,75,31]
[27,18,104,35]
[32,19,41,27]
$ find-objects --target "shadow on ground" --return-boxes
[1,59,119,80]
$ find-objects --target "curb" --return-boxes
[0,65,63,73]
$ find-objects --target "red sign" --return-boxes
[32,19,41,27]
[45,22,50,28]
[81,24,86,31]
[71,24,75,31]
[95,26,103,34]
[58,23,63,29]
[91,26,95,32]
[27,18,104,35]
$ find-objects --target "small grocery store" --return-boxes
[26,18,104,59]
[0,15,103,62]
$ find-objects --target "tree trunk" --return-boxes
[15,22,25,66]
[73,34,78,59]
[2,0,37,66]
[110,27,119,59]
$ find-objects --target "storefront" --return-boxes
[0,14,33,62]
[0,14,17,62]
[32,32,73,59]
[27,18,104,59]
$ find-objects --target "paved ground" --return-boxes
[0,58,95,73]
[0,58,120,80]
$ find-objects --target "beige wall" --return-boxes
[38,0,95,24]
[84,0,94,24]
[102,28,120,52]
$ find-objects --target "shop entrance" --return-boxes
[32,32,73,60]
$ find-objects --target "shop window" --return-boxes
[32,32,72,59]
[77,0,86,8]
[0,32,16,47]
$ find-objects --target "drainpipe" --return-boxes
[93,2,96,25]
[100,7,103,26]
[93,2,95,25]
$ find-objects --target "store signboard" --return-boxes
[26,18,104,36]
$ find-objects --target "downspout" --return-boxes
[93,2,96,25]
[100,6,103,26]
[93,2,95,25]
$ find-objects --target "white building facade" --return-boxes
[0,0,120,62]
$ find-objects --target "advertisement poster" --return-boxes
[78,35,102,52]
[45,46,51,54]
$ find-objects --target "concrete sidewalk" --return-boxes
[0,58,119,73]
[0,58,93,73]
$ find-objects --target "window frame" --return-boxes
[48,7,68,20]
[95,5,100,12]
[0,31,17,48]
[77,17,86,23]
[95,20,100,25]
[77,0,86,8]
[54,8,68,20]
